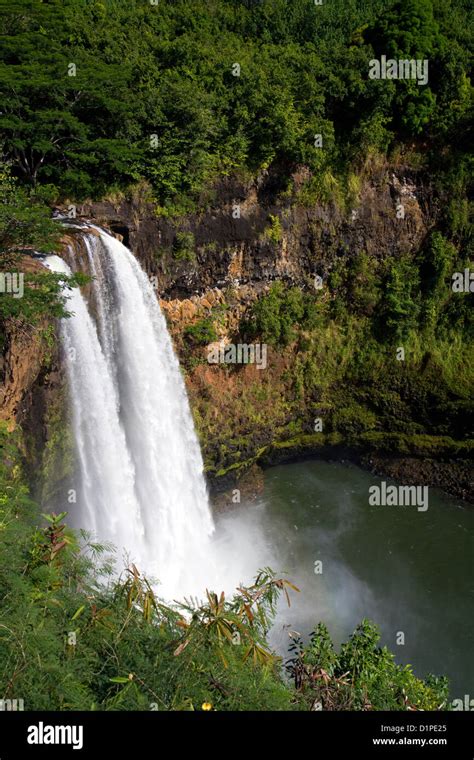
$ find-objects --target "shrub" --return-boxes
[244,282,317,346]
[287,620,449,711]
[173,232,196,262]
[261,215,283,245]
[184,317,218,346]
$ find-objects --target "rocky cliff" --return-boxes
[75,161,470,503]
[2,161,472,504]
[75,160,433,298]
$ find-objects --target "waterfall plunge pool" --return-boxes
[214,459,474,700]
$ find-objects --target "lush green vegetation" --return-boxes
[243,281,318,346]
[0,169,88,342]
[184,316,218,346]
[195,222,472,480]
[0,433,450,711]
[191,234,470,479]
[0,168,60,267]
[287,622,449,711]
[173,231,196,262]
[234,224,472,446]
[245,225,472,353]
[1,0,472,211]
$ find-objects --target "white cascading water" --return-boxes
[45,228,217,598]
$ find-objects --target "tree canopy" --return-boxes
[0,0,472,206]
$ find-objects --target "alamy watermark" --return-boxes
[451,694,474,710]
[207,342,267,370]
[369,55,429,86]
[452,269,474,292]
[369,482,429,512]
[0,272,24,298]
[0,698,24,711]
[27,722,83,750]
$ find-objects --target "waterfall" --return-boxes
[45,228,215,598]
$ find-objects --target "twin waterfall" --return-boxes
[45,228,216,598]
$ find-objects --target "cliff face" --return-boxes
[0,229,102,439]
[0,258,52,429]
[0,250,74,508]
[71,161,473,503]
[0,316,48,429]
[2,162,471,503]
[76,160,433,299]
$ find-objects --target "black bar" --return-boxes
[0,710,472,757]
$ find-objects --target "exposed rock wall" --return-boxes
[2,162,471,503]
[75,161,434,300]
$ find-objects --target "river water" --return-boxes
[216,459,474,699]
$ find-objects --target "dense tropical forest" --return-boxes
[0,0,473,713]
[1,0,472,206]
